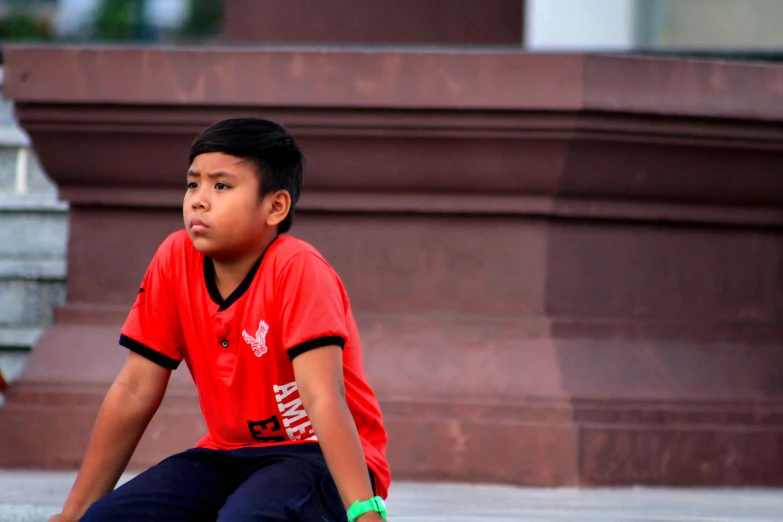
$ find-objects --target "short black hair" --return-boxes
[189,117,304,234]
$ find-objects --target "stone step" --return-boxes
[0,350,28,391]
[0,196,68,352]
[0,471,782,522]
[0,279,64,349]
[0,259,66,281]
[0,200,68,260]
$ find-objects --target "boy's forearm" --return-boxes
[308,397,378,514]
[61,380,161,518]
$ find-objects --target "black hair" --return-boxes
[189,117,304,234]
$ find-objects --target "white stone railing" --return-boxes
[0,68,68,390]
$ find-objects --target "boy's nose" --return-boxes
[191,196,208,211]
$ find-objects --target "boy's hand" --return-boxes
[356,512,386,521]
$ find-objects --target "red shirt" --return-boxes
[120,231,390,498]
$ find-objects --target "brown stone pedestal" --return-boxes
[1,46,782,486]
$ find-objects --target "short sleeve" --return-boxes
[119,238,184,370]
[279,252,349,361]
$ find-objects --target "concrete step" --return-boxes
[0,471,781,522]
[0,196,68,352]
[0,199,68,259]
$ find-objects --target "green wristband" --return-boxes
[347,495,387,521]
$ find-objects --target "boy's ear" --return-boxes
[265,190,292,228]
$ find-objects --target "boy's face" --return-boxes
[184,152,285,259]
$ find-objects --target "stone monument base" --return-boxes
[0,47,781,486]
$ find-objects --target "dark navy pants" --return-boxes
[80,444,356,522]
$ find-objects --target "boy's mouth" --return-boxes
[189,216,209,233]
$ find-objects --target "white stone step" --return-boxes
[0,471,782,522]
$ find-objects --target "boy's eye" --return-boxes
[187,181,198,189]
[215,183,229,190]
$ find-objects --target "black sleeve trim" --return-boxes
[119,334,181,370]
[368,468,377,495]
[287,335,345,361]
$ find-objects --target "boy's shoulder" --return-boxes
[268,234,328,267]
[154,229,194,262]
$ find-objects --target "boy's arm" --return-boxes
[293,346,383,522]
[53,351,171,521]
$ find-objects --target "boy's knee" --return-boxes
[78,497,114,521]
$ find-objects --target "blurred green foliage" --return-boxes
[94,0,138,41]
[0,0,221,43]
[0,4,53,41]
[182,0,222,39]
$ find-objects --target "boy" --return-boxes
[49,118,390,522]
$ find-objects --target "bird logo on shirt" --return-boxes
[242,320,269,358]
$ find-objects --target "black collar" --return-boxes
[203,238,277,312]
